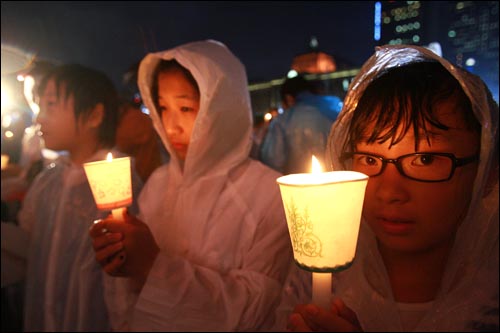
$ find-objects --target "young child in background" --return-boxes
[279,45,498,332]
[18,64,143,332]
[89,40,293,331]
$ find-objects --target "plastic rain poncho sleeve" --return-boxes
[103,40,293,332]
[17,149,143,332]
[275,45,499,332]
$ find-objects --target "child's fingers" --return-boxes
[332,298,361,328]
[91,232,123,250]
[103,250,127,277]
[90,218,126,236]
[287,313,312,332]
[293,303,360,332]
[292,304,323,331]
[89,219,112,237]
[94,241,123,266]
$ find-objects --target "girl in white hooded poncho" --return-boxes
[89,40,293,331]
[276,45,498,332]
[18,64,143,332]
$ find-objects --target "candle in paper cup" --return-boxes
[83,152,132,221]
[276,156,368,309]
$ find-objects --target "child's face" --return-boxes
[356,98,480,255]
[157,70,200,162]
[36,78,78,152]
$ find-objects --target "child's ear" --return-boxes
[87,103,104,128]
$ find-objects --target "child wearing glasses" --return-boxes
[278,45,498,332]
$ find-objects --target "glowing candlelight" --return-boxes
[311,155,322,173]
[1,154,9,170]
[277,155,368,309]
[83,152,132,221]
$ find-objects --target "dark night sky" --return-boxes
[1,1,376,91]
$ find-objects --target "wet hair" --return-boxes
[37,64,119,148]
[346,61,480,152]
[151,59,200,114]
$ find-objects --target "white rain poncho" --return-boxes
[276,45,498,331]
[107,40,293,331]
[18,149,143,332]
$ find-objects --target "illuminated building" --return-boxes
[375,1,498,102]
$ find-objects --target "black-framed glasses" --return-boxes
[341,152,479,182]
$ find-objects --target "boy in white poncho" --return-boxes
[278,45,498,332]
[19,64,143,332]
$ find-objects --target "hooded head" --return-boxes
[328,44,498,299]
[138,40,253,185]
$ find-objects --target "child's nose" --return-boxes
[165,120,180,134]
[164,114,182,135]
[35,110,46,125]
[373,163,410,204]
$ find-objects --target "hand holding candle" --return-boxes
[83,152,132,221]
[277,156,368,309]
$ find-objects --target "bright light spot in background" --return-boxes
[2,111,21,128]
[2,115,13,128]
[23,75,39,115]
[1,44,35,75]
[17,74,25,82]
[1,83,14,109]
[264,112,273,122]
[42,148,60,161]
[309,36,319,49]
[141,105,150,115]
[425,42,443,57]
[342,79,350,91]
[287,70,298,79]
[133,92,141,105]
[374,2,381,41]
[448,30,456,38]
[277,107,284,114]
[465,58,476,66]
[5,130,14,138]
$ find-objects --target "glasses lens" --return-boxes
[348,153,454,181]
[350,153,382,176]
[400,153,452,181]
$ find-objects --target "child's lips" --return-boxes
[378,215,413,223]
[376,215,415,235]
[170,142,186,150]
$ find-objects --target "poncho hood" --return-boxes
[138,40,253,186]
[327,44,498,331]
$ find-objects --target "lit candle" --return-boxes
[277,156,368,310]
[83,152,132,221]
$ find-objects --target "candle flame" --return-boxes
[106,152,113,162]
[311,155,323,174]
